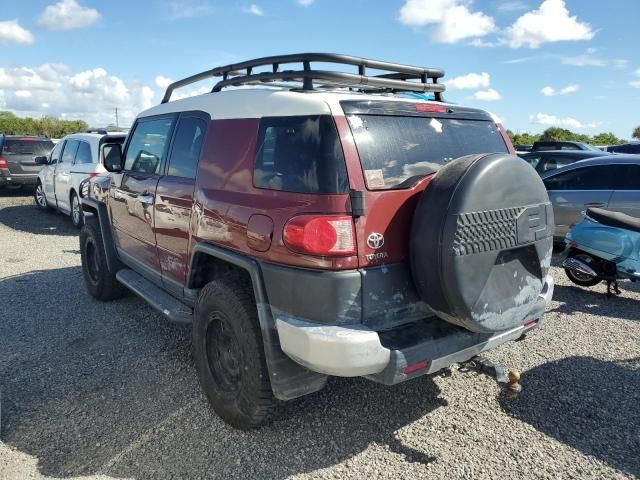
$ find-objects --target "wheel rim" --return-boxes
[205,313,242,395]
[36,185,47,207]
[72,195,80,224]
[85,239,100,284]
[569,268,593,282]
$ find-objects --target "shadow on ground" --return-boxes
[500,355,640,478]
[0,203,77,236]
[1,267,444,479]
[550,283,640,322]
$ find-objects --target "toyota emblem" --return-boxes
[367,232,385,249]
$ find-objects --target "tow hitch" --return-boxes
[459,355,522,395]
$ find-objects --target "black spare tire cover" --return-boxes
[410,153,554,333]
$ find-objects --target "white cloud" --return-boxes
[471,88,501,101]
[445,71,490,91]
[0,63,155,127]
[561,54,606,67]
[540,84,579,96]
[154,75,173,89]
[296,0,314,5]
[243,4,264,16]
[169,1,213,19]
[0,20,35,45]
[399,0,496,43]
[504,0,594,48]
[630,68,640,88]
[530,112,599,129]
[496,1,530,12]
[38,0,100,31]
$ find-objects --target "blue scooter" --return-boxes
[562,208,640,295]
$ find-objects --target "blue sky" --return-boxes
[1,0,638,138]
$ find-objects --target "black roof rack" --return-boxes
[161,53,446,104]
[85,128,109,134]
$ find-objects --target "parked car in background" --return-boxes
[532,140,600,152]
[606,142,640,154]
[519,149,611,174]
[35,130,126,227]
[541,155,640,241]
[0,135,54,190]
[514,144,533,153]
[79,53,554,429]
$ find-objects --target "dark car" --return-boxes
[79,53,554,429]
[606,142,640,154]
[0,135,55,189]
[519,150,612,174]
[532,140,599,152]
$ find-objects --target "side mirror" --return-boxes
[35,156,48,165]
[102,143,123,173]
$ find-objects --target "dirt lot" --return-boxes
[0,190,639,480]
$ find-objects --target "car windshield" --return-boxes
[3,139,54,156]
[346,115,508,190]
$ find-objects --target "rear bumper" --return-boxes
[0,170,38,187]
[276,274,553,381]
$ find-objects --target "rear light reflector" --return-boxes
[415,103,447,113]
[88,172,98,177]
[283,215,356,256]
[523,319,538,328]
[0,156,7,168]
[404,360,430,374]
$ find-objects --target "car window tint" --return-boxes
[167,116,206,178]
[522,155,541,170]
[49,141,64,163]
[3,139,54,156]
[610,164,640,190]
[61,140,79,163]
[124,118,173,174]
[74,141,93,164]
[544,165,613,190]
[254,115,348,194]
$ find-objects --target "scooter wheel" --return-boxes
[565,254,602,287]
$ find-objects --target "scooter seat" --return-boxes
[587,208,640,234]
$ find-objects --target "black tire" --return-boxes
[34,181,54,211]
[192,274,277,429]
[564,254,602,287]
[80,217,126,301]
[70,191,83,228]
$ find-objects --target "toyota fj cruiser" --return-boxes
[79,53,554,429]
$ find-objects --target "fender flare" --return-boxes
[187,242,328,401]
[81,197,120,273]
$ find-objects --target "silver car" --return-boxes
[541,155,640,241]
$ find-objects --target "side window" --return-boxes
[522,155,541,170]
[254,115,348,194]
[61,140,79,163]
[544,165,613,190]
[610,165,640,190]
[124,117,173,174]
[166,116,207,178]
[49,141,65,164]
[74,141,93,164]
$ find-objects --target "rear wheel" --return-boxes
[70,191,83,228]
[80,217,126,301]
[192,274,277,429]
[565,254,602,287]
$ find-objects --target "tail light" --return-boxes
[284,215,356,256]
[416,103,447,113]
[0,156,7,168]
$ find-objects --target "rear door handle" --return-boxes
[137,193,154,205]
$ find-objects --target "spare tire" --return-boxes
[410,153,554,333]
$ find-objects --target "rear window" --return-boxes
[3,139,54,156]
[346,115,508,190]
[254,115,348,194]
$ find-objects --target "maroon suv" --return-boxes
[79,54,554,429]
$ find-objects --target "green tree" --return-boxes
[591,132,623,146]
[0,111,87,137]
[633,126,640,140]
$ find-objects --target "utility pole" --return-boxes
[114,107,119,129]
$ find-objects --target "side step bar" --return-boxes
[116,269,193,324]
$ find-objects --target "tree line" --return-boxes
[0,111,88,138]
[508,126,640,147]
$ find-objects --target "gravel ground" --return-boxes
[0,190,638,480]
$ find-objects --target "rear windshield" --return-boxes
[3,139,54,156]
[346,115,508,190]
[254,115,348,194]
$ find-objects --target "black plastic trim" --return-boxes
[80,197,119,273]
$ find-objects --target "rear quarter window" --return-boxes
[254,115,348,194]
[3,139,54,156]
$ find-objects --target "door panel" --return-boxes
[54,140,78,211]
[43,141,64,199]
[608,190,640,218]
[547,190,613,238]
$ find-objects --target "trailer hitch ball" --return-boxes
[507,370,522,393]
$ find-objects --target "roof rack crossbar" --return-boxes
[161,53,446,103]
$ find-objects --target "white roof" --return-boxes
[138,88,463,121]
